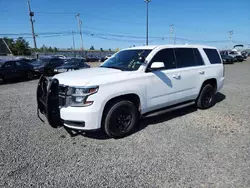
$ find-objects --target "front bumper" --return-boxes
[36,75,100,131]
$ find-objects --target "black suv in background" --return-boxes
[53,58,90,74]
[31,57,65,76]
[0,60,35,84]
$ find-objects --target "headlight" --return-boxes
[69,86,99,107]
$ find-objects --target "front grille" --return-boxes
[58,85,69,108]
[58,85,68,95]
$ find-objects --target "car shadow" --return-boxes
[68,92,226,140]
[0,77,38,85]
[215,92,226,103]
[132,92,226,136]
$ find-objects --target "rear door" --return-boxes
[15,61,30,77]
[174,48,205,100]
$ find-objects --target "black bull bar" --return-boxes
[36,75,62,128]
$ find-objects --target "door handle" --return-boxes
[199,70,205,75]
[173,74,181,79]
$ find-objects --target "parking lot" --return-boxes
[0,59,250,187]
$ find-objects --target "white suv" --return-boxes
[37,45,225,138]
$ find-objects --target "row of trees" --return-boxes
[3,37,116,56]
[3,37,31,56]
[90,46,119,52]
[3,37,59,55]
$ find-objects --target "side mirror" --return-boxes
[150,62,165,70]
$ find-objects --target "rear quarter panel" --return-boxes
[198,47,224,92]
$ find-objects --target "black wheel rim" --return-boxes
[202,90,213,107]
[109,106,133,135]
[27,72,33,79]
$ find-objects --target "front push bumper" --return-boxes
[36,75,100,131]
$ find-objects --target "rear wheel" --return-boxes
[196,84,215,109]
[103,100,139,138]
[0,75,4,85]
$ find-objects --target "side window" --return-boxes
[193,48,204,66]
[150,48,176,70]
[174,48,197,68]
[16,61,22,66]
[3,61,15,68]
[203,48,222,64]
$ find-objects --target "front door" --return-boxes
[2,61,17,79]
[145,48,182,112]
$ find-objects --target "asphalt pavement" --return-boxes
[0,59,250,187]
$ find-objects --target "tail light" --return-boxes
[223,64,225,77]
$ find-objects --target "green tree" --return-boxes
[53,47,58,52]
[109,48,111,52]
[90,46,95,50]
[48,46,53,52]
[100,48,103,52]
[3,37,30,55]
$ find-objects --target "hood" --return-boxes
[53,67,132,86]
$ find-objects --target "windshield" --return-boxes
[100,49,152,71]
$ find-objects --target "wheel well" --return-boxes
[201,78,217,92]
[104,94,141,111]
[101,94,141,122]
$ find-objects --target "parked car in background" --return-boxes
[0,60,35,84]
[54,58,90,74]
[40,57,65,76]
[86,55,99,62]
[220,54,234,64]
[30,60,45,76]
[221,50,244,62]
[37,45,224,138]
[241,51,248,59]
[98,57,106,62]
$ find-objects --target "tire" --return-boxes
[103,100,139,138]
[26,71,34,80]
[0,74,4,85]
[196,84,215,109]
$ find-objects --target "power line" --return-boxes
[1,30,248,45]
[35,11,143,25]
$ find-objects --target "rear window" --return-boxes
[203,48,222,64]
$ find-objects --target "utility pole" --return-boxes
[27,0,37,49]
[228,30,234,47]
[144,0,151,46]
[72,31,76,57]
[76,13,84,51]
[170,24,174,44]
[72,31,76,50]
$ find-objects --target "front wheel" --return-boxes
[27,71,34,80]
[196,84,215,109]
[103,100,139,138]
